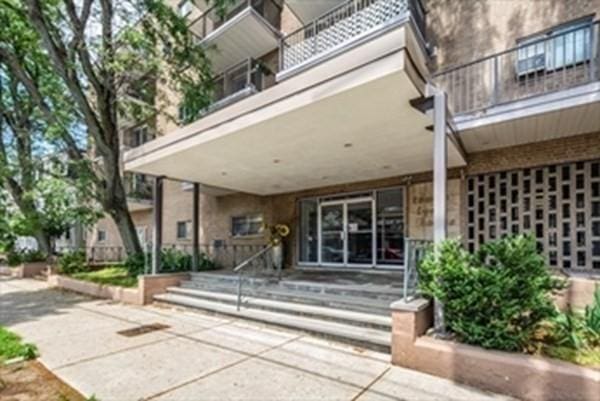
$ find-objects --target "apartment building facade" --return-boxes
[88,0,600,275]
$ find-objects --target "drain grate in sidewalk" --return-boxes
[117,323,170,337]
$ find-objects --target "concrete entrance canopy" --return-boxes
[124,24,466,196]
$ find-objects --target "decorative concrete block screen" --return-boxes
[466,159,600,271]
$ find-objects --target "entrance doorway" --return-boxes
[320,197,374,267]
[298,187,405,269]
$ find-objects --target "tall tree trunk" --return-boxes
[110,205,142,256]
[33,230,52,255]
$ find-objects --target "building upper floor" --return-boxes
[122,0,600,196]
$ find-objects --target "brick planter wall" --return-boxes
[391,299,600,401]
[12,262,49,278]
[47,272,190,306]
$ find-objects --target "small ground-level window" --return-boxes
[177,221,191,240]
[97,230,106,242]
[231,214,264,237]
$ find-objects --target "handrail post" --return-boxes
[237,270,242,311]
[492,55,499,107]
[403,239,410,302]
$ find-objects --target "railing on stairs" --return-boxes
[234,244,276,311]
[402,239,432,302]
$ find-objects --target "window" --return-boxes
[177,221,191,240]
[131,126,151,147]
[298,199,318,263]
[178,0,192,17]
[231,214,264,237]
[517,19,592,75]
[97,230,106,242]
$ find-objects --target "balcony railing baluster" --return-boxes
[436,21,600,115]
[280,0,425,74]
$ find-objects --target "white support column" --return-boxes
[433,90,448,333]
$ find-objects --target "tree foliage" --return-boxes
[418,235,565,352]
[0,0,228,254]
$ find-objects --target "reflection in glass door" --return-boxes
[320,204,344,264]
[347,201,373,265]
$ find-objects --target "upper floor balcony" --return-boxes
[123,0,460,196]
[124,172,153,211]
[188,0,282,72]
[205,57,273,114]
[435,20,600,153]
[278,0,426,80]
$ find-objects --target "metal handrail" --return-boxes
[234,244,274,310]
[435,20,600,115]
[402,239,431,302]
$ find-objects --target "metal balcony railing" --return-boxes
[124,173,153,202]
[189,0,281,41]
[280,0,426,73]
[206,57,270,113]
[435,21,600,115]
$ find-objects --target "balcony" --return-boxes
[188,0,281,72]
[279,0,426,79]
[206,57,272,114]
[435,21,600,153]
[124,173,153,211]
[123,3,464,196]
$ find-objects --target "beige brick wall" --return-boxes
[466,131,600,176]
[425,0,600,71]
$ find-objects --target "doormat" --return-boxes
[117,323,170,337]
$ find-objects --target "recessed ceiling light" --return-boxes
[273,159,281,164]
[273,184,281,189]
[344,143,353,148]
[382,165,391,170]
[321,176,328,180]
[221,171,227,176]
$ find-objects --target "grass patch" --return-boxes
[543,345,600,369]
[0,326,37,362]
[71,267,138,288]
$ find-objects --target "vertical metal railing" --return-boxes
[402,239,432,302]
[435,21,600,115]
[188,0,281,42]
[233,244,274,311]
[280,0,425,72]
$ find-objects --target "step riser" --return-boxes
[180,282,391,316]
[188,277,401,301]
[167,288,391,330]
[153,298,390,353]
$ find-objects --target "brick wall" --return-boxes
[467,131,600,176]
[425,0,600,72]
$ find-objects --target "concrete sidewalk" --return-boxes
[0,277,512,401]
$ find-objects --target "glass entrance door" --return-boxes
[319,198,374,267]
[347,201,374,265]
[320,203,345,264]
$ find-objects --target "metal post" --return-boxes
[152,176,164,275]
[433,90,448,334]
[192,183,200,272]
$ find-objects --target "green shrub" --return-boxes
[124,249,217,277]
[6,251,22,267]
[418,235,565,352]
[549,311,586,350]
[6,249,46,266]
[583,287,600,346]
[21,250,46,263]
[57,251,88,275]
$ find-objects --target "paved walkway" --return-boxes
[0,277,513,401]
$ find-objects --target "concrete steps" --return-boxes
[154,292,391,352]
[154,272,400,352]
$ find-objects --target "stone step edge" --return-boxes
[166,286,392,328]
[179,281,395,311]
[153,293,391,350]
[188,274,404,297]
